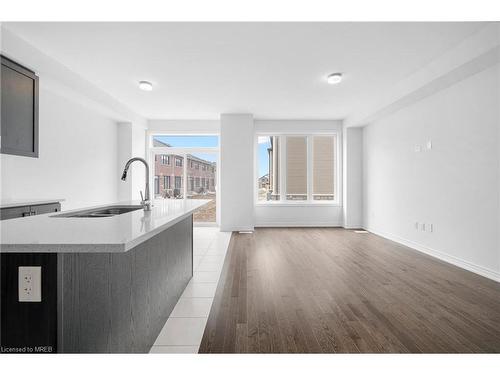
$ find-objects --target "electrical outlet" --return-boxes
[426,140,432,150]
[429,223,433,232]
[414,144,422,153]
[18,266,42,302]
[421,223,426,231]
[415,222,419,230]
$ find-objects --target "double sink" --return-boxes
[52,205,143,218]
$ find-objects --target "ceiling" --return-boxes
[3,22,485,119]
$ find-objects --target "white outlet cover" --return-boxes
[18,266,42,302]
[414,145,422,152]
[426,140,432,150]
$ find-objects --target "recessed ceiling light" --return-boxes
[327,73,343,85]
[139,81,153,91]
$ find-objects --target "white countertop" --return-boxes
[0,198,65,209]
[0,199,210,253]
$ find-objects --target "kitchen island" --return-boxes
[0,199,210,353]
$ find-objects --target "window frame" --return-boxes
[254,132,340,207]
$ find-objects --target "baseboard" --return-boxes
[364,226,500,283]
[220,226,255,232]
[343,225,364,229]
[255,222,342,227]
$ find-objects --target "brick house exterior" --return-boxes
[153,139,216,198]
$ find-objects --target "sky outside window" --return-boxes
[154,135,219,148]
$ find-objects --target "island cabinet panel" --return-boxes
[0,253,58,353]
[58,215,193,353]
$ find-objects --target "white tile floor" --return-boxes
[150,226,231,354]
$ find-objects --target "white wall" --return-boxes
[117,122,147,202]
[1,26,146,210]
[343,127,363,228]
[220,114,254,231]
[363,63,500,281]
[148,120,220,135]
[254,120,343,226]
[1,86,118,210]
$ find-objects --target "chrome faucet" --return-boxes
[121,157,152,211]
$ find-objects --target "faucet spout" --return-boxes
[121,157,152,211]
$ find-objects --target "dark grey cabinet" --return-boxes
[1,55,39,158]
[0,202,61,221]
[1,201,61,353]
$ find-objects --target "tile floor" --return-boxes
[150,226,231,353]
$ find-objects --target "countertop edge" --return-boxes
[1,200,206,253]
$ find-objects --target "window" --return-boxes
[154,176,160,195]
[175,176,182,189]
[312,136,335,200]
[257,136,280,201]
[150,134,219,223]
[286,136,307,200]
[161,155,170,165]
[256,134,337,203]
[164,175,171,189]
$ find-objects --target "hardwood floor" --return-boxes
[199,228,500,353]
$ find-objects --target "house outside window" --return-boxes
[175,157,183,167]
[164,175,171,189]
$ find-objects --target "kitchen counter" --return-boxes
[1,198,209,353]
[0,198,65,209]
[0,199,210,253]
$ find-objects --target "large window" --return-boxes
[257,134,337,203]
[150,135,219,223]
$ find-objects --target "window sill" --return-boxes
[255,201,341,207]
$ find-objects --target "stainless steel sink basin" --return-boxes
[52,205,143,218]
